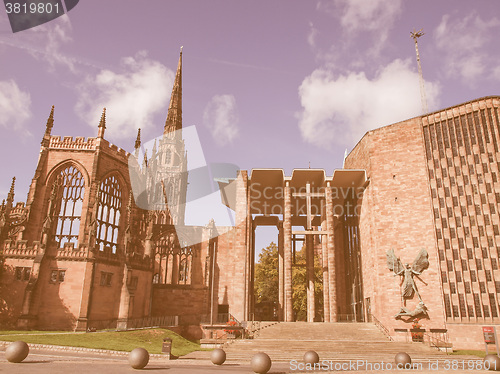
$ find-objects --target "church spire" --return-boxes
[164,47,183,135]
[135,128,141,150]
[45,105,54,136]
[41,105,55,146]
[6,176,15,209]
[98,108,106,138]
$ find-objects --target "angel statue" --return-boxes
[395,301,428,320]
[387,248,429,303]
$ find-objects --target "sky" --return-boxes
[1,0,500,253]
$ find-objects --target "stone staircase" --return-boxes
[184,322,452,362]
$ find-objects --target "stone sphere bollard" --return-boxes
[210,348,226,365]
[394,352,411,368]
[484,354,500,371]
[5,341,29,363]
[251,352,272,374]
[128,347,150,369]
[303,350,320,364]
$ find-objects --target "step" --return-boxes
[184,322,452,362]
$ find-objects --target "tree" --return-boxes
[254,242,278,304]
[292,247,323,321]
[253,242,323,322]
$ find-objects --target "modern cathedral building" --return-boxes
[1,49,499,350]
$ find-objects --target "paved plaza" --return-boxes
[0,347,490,374]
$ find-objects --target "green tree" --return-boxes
[254,242,278,304]
[253,242,323,321]
[292,248,323,321]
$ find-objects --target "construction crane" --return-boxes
[410,28,428,115]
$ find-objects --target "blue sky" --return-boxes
[1,0,500,252]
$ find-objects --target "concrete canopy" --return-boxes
[217,168,368,218]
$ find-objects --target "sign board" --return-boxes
[483,326,497,344]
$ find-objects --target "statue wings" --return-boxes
[386,249,404,274]
[412,249,429,274]
[386,248,429,275]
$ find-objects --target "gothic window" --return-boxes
[55,165,85,247]
[96,176,122,253]
[178,258,188,284]
[100,272,113,286]
[165,149,172,165]
[50,269,65,283]
[15,267,30,281]
[178,247,193,285]
[168,184,174,203]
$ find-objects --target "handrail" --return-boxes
[369,314,394,341]
[246,321,262,338]
[422,330,452,350]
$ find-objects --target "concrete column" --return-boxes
[234,171,249,322]
[326,184,337,322]
[305,233,315,322]
[278,222,284,321]
[284,182,293,322]
[209,239,218,325]
[321,218,330,322]
[250,224,256,319]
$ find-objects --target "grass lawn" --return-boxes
[0,328,205,356]
[450,350,486,358]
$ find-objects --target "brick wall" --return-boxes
[345,117,447,337]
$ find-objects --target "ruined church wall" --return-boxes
[36,259,87,330]
[213,227,239,316]
[151,286,207,324]
[87,262,123,322]
[0,258,31,327]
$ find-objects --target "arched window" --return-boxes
[178,247,192,285]
[55,165,85,247]
[164,149,172,165]
[96,175,122,253]
[168,183,174,203]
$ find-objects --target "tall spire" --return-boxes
[41,105,55,146]
[45,105,54,136]
[135,128,141,150]
[6,176,15,208]
[164,47,183,135]
[98,108,106,138]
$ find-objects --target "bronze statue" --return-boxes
[387,249,429,319]
[394,301,428,320]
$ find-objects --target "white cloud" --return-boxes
[297,59,440,148]
[10,14,76,72]
[203,94,239,146]
[75,51,174,140]
[331,0,402,54]
[42,15,75,72]
[434,12,500,83]
[337,0,401,33]
[0,79,32,135]
[307,22,319,48]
